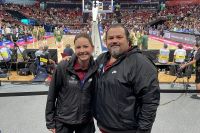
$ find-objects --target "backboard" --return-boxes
[82,0,113,13]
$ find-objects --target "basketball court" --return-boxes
[1,0,191,83]
[0,0,199,133]
[0,35,195,83]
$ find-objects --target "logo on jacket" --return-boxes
[70,75,76,80]
[112,70,117,74]
[69,75,78,84]
[88,78,92,82]
[98,64,104,73]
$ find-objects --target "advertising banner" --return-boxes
[166,0,200,6]
[163,31,196,45]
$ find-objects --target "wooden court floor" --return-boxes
[0,35,195,83]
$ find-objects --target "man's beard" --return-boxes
[109,47,122,59]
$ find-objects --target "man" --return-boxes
[39,45,56,74]
[158,43,170,73]
[17,45,29,62]
[62,44,74,61]
[141,31,148,50]
[63,44,74,56]
[130,28,137,46]
[174,44,186,64]
[54,27,63,47]
[158,43,170,64]
[94,24,160,133]
[181,38,200,99]
[35,45,44,58]
[0,43,12,62]
[42,45,55,65]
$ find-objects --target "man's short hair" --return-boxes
[44,45,49,51]
[164,43,168,49]
[177,44,183,49]
[38,45,43,50]
[65,44,71,48]
[106,23,130,43]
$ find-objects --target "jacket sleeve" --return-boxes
[45,64,63,129]
[136,128,151,133]
[133,55,160,131]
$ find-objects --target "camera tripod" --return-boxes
[170,66,192,90]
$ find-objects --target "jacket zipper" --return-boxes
[68,67,96,122]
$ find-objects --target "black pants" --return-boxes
[195,67,200,83]
[55,121,95,133]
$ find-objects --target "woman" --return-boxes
[45,33,96,133]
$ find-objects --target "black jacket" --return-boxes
[45,55,97,129]
[94,47,160,132]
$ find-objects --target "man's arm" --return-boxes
[134,56,160,132]
[181,59,196,69]
[22,50,29,60]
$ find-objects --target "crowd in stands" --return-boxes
[159,5,200,35]
[2,3,86,30]
[1,2,200,43]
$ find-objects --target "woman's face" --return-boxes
[74,37,94,62]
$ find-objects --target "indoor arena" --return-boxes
[0,0,200,133]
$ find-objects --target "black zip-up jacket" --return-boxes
[45,55,97,129]
[94,47,160,132]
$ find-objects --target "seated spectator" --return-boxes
[63,44,74,56]
[158,43,170,64]
[42,45,55,64]
[0,43,12,62]
[39,45,56,74]
[35,46,43,58]
[16,45,29,62]
[174,44,186,64]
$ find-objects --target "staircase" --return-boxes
[148,16,167,27]
[6,10,27,21]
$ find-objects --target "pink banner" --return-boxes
[149,35,193,50]
[166,0,200,6]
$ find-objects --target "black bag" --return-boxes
[169,65,176,76]
[0,69,8,78]
[32,68,48,82]
[0,73,7,78]
[0,69,8,74]
[18,68,31,76]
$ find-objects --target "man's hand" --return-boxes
[49,59,56,64]
[49,128,56,133]
[180,64,187,69]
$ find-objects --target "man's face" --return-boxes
[106,27,129,58]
